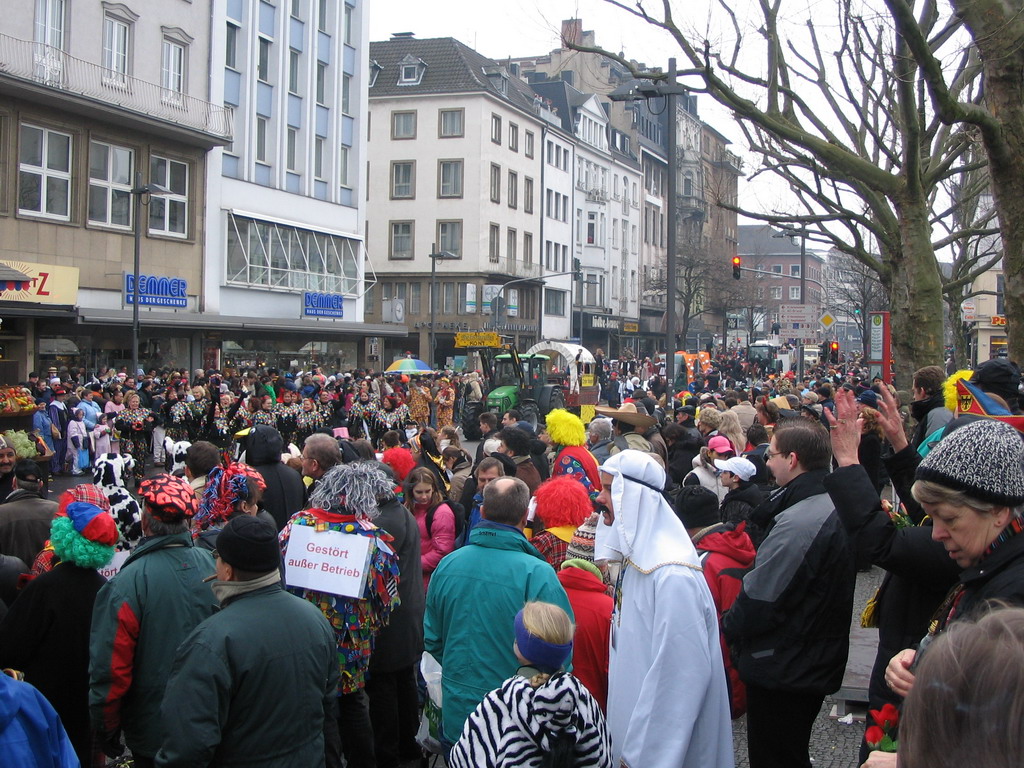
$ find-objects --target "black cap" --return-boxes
[971,358,1022,408]
[216,516,281,573]
[674,485,720,529]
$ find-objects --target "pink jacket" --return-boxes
[413,501,455,590]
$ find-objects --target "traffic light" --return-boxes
[572,257,582,280]
[829,340,840,364]
[732,256,741,280]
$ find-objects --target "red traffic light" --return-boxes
[829,341,839,351]
[732,256,741,280]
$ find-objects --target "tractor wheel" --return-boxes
[520,401,539,432]
[460,401,483,440]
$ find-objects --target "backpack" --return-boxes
[426,500,468,549]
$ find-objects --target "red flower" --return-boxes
[870,703,900,730]
[865,725,885,747]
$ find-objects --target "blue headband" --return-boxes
[514,609,572,673]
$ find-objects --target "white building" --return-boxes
[366,35,558,364]
[203,0,396,372]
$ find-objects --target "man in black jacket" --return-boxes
[0,460,57,566]
[722,420,855,768]
[246,425,306,530]
[366,465,425,768]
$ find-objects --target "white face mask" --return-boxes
[439,439,450,450]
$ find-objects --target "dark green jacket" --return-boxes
[89,533,217,757]
[155,582,339,767]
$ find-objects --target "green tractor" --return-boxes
[485,348,566,430]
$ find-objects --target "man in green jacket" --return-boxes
[424,476,573,743]
[89,474,217,766]
[156,515,339,767]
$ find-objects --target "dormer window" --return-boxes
[483,66,509,96]
[397,54,426,85]
[369,59,382,87]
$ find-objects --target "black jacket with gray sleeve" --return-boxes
[722,470,855,695]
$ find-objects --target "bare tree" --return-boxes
[567,0,996,384]
[827,249,887,357]
[886,0,1024,363]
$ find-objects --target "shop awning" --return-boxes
[77,308,409,337]
[0,265,33,293]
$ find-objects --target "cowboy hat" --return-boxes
[593,402,656,428]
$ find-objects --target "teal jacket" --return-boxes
[155,582,339,767]
[424,522,573,742]
[89,533,217,758]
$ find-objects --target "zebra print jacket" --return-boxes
[448,671,612,768]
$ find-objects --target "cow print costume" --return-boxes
[92,453,143,550]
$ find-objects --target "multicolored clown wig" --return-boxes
[195,461,267,533]
[51,485,118,569]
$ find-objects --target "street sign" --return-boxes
[960,299,976,322]
[779,304,817,324]
[455,331,502,348]
[819,311,837,329]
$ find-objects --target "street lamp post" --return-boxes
[130,174,168,380]
[428,245,458,369]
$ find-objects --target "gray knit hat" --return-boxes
[915,419,1024,506]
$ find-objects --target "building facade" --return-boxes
[0,0,226,380]
[366,35,562,366]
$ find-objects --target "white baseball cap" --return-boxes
[714,456,757,481]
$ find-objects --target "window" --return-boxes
[257,38,271,82]
[488,224,500,262]
[339,146,350,187]
[790,265,801,277]
[343,2,354,45]
[545,288,566,316]
[149,155,188,237]
[397,54,426,85]
[770,286,782,300]
[491,114,501,144]
[389,221,414,260]
[525,131,534,158]
[225,23,239,69]
[756,287,765,300]
[390,161,414,199]
[523,232,533,266]
[35,0,66,48]
[291,0,302,17]
[524,177,533,214]
[400,64,418,82]
[587,212,597,244]
[256,117,269,162]
[103,15,130,83]
[457,283,474,315]
[391,111,416,139]
[790,286,801,300]
[490,164,501,203]
[288,49,300,93]
[88,140,132,228]
[314,137,325,178]
[509,123,519,152]
[507,171,518,209]
[438,160,463,198]
[316,62,327,104]
[438,220,462,256]
[161,39,186,100]
[409,282,422,314]
[771,264,783,274]
[997,274,1005,315]
[507,228,517,262]
[317,0,328,32]
[226,213,362,293]
[342,74,351,114]
[18,124,71,219]
[439,109,464,138]
[286,128,298,171]
[442,282,456,314]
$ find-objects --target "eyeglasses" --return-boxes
[765,450,786,460]
[210,549,220,560]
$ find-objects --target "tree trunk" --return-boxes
[883,198,945,386]
[951,0,1024,363]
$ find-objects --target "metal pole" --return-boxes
[798,233,807,379]
[131,172,142,379]
[665,58,678,387]
[429,243,437,369]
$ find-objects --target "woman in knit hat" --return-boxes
[882,419,1024,706]
[448,601,612,768]
[0,485,118,765]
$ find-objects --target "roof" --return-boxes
[738,224,804,257]
[369,37,543,117]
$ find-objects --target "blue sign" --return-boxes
[124,273,188,307]
[303,291,344,318]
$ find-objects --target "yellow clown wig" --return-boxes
[544,408,587,447]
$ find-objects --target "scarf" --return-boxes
[212,569,281,605]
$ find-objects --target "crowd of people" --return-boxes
[0,352,1022,767]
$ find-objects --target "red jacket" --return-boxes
[557,565,612,712]
[694,522,756,718]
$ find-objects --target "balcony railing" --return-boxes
[0,35,232,141]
